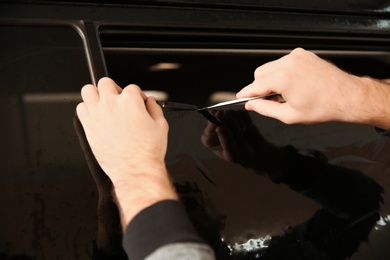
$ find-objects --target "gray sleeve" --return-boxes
[123,200,212,260]
[146,242,216,260]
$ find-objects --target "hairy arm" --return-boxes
[237,48,390,129]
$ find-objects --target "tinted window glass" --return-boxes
[0,25,92,259]
[105,48,390,259]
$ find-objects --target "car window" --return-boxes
[2,20,390,259]
[103,41,390,259]
[0,25,93,259]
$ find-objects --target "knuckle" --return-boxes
[123,84,140,94]
[288,48,308,64]
[291,47,306,56]
[254,66,262,78]
[80,84,97,100]
[81,84,95,93]
[98,77,113,86]
[76,102,86,117]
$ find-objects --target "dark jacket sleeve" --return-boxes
[123,200,214,260]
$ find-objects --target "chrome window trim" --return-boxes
[103,47,390,58]
[0,19,107,84]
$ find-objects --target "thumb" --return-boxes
[246,99,288,122]
[146,96,165,121]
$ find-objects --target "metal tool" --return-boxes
[156,101,198,111]
[156,93,281,112]
[197,93,281,111]
[157,93,282,126]
[156,100,224,125]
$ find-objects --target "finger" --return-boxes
[201,119,219,148]
[76,102,88,122]
[81,84,99,106]
[97,77,122,96]
[237,81,278,99]
[237,53,292,99]
[121,84,149,113]
[201,110,224,148]
[236,71,285,99]
[251,56,286,78]
[245,99,288,122]
[213,109,224,120]
[215,127,236,162]
[146,96,165,121]
[123,84,148,100]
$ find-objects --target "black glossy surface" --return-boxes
[0,25,93,259]
[1,2,390,259]
[107,48,390,259]
[163,107,390,259]
[2,3,390,37]
[105,51,390,106]
[8,0,390,14]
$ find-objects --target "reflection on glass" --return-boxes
[375,215,390,230]
[73,116,127,259]
[0,25,91,259]
[164,106,386,259]
[74,98,389,259]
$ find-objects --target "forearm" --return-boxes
[340,76,390,129]
[111,168,179,230]
[361,77,390,129]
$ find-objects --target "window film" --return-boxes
[0,25,92,259]
[105,47,390,259]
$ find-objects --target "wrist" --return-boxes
[339,76,390,129]
[104,159,167,185]
[357,77,390,129]
[112,170,178,229]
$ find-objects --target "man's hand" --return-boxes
[77,77,167,181]
[76,77,177,227]
[237,48,390,129]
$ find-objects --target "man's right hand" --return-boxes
[237,48,390,129]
